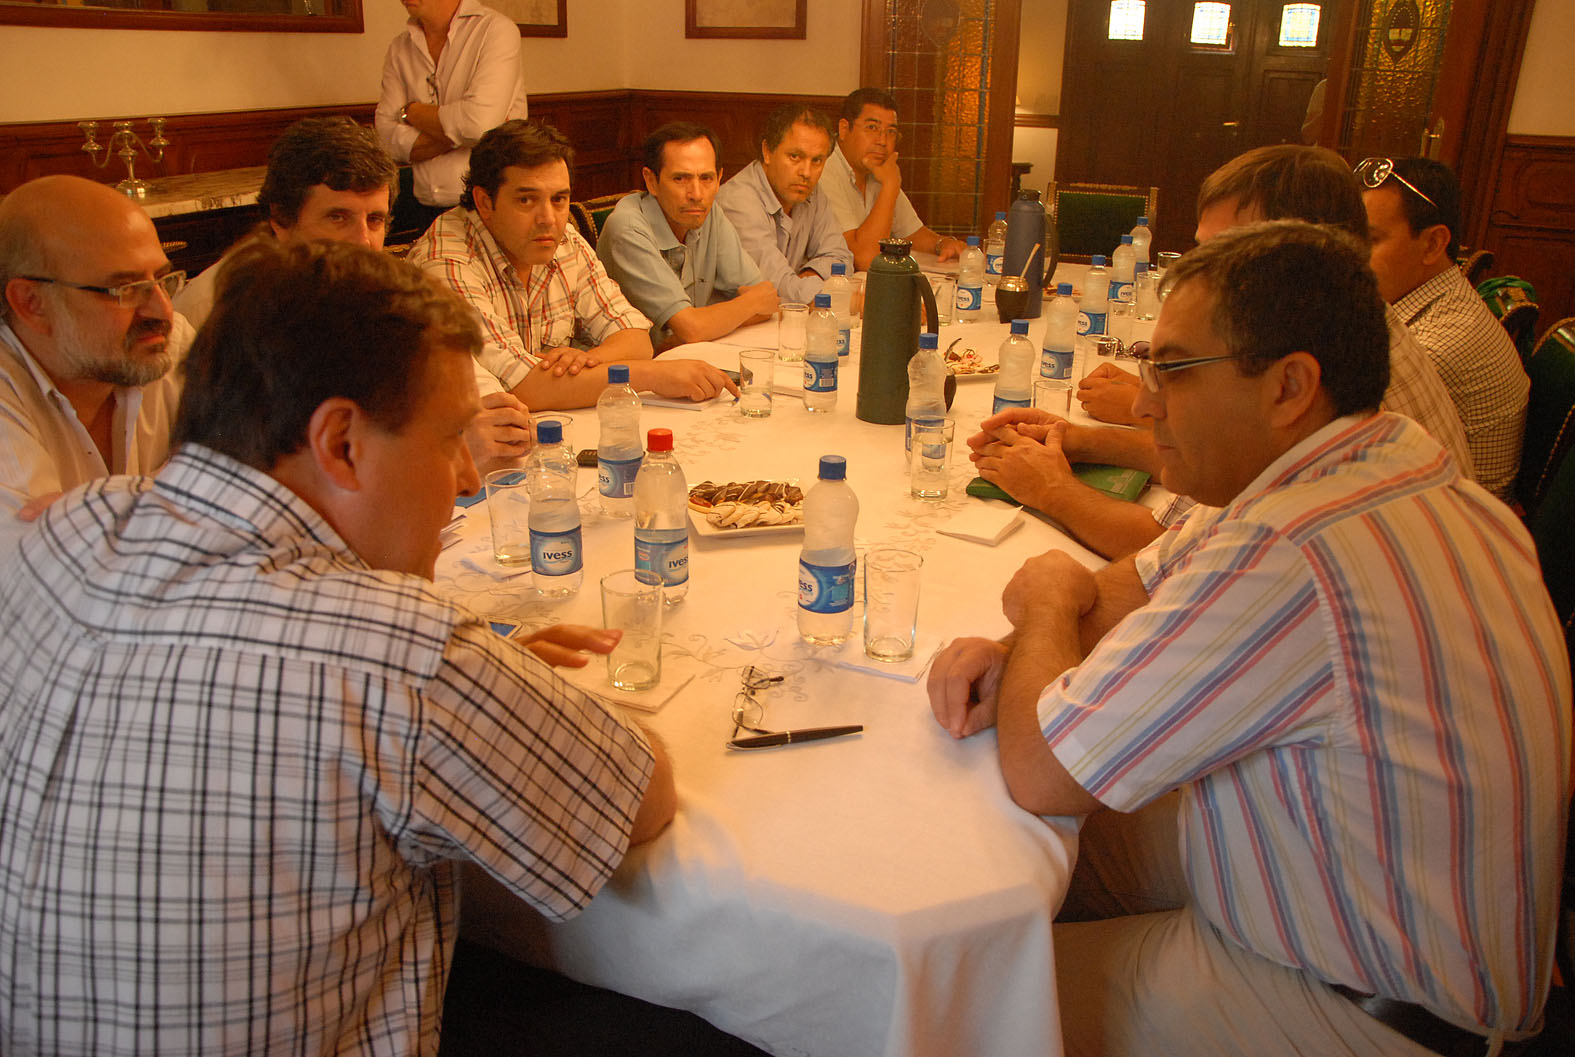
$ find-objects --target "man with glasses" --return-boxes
[931,220,1570,1057]
[970,145,1474,560]
[0,174,193,538]
[1359,156,1527,500]
[821,87,962,271]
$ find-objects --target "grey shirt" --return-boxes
[715,161,853,304]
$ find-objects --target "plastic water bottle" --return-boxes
[797,455,859,647]
[633,427,689,606]
[1134,261,1161,321]
[956,236,985,321]
[905,332,947,454]
[1079,257,1110,345]
[824,262,853,356]
[597,364,643,518]
[804,292,839,413]
[1129,215,1152,266]
[1109,235,1136,302]
[528,420,583,598]
[984,211,1007,288]
[1043,283,1078,380]
[993,319,1035,413]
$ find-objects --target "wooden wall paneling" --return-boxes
[1483,135,1575,327]
[529,90,637,197]
[628,90,844,187]
[1450,0,1534,256]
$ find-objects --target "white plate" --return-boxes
[688,506,805,539]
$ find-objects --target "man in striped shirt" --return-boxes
[931,222,1571,1056]
[0,239,675,1056]
[406,119,736,412]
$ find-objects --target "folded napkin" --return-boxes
[455,535,534,581]
[937,500,1025,546]
[728,620,939,683]
[834,633,942,683]
[558,648,709,714]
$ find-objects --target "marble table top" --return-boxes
[130,166,267,219]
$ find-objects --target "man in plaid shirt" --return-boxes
[0,239,675,1056]
[406,119,737,412]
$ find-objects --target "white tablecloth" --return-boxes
[437,302,1155,1057]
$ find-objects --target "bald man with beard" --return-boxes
[0,176,194,537]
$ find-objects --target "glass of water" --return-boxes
[909,417,955,501]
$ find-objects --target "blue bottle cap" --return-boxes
[1058,282,1073,295]
[1120,235,1133,244]
[966,235,980,246]
[831,262,847,275]
[1092,255,1107,267]
[814,293,832,308]
[818,455,847,481]
[536,420,563,445]
[608,364,630,384]
[1137,216,1148,225]
[1010,319,1029,334]
[919,332,938,349]
[995,211,1006,220]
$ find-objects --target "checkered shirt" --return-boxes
[405,207,650,392]
[1380,306,1477,481]
[0,445,654,1056]
[1395,266,1529,500]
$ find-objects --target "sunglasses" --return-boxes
[1353,157,1438,212]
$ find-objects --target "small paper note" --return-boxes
[937,502,1025,546]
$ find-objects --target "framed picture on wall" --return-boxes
[685,0,807,40]
[493,0,567,38]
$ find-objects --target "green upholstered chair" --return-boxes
[1458,248,1495,286]
[1515,316,1575,518]
[569,191,635,248]
[1478,275,1541,363]
[1048,181,1158,263]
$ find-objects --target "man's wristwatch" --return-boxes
[399,104,411,125]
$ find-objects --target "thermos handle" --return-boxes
[918,271,940,332]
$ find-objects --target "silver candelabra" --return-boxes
[77,118,169,199]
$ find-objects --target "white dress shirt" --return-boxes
[374,0,529,208]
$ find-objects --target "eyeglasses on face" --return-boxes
[22,271,186,309]
[1131,348,1244,392]
[732,665,785,737]
[1352,157,1439,212]
[856,121,901,144]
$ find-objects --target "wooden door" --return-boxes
[1057,0,1341,254]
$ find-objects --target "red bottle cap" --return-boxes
[647,428,674,452]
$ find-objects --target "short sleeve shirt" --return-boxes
[819,145,924,239]
[595,191,762,344]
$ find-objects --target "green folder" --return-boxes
[967,463,1150,506]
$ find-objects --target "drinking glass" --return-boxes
[909,417,955,501]
[485,469,532,566]
[863,549,923,662]
[601,569,663,691]
[778,303,808,361]
[738,349,774,418]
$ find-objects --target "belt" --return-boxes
[1329,984,1511,1057]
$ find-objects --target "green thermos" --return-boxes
[857,239,940,424]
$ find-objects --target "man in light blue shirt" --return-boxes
[597,123,778,350]
[715,106,853,304]
[822,87,961,271]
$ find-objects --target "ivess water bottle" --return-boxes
[984,211,1007,288]
[956,236,985,321]
[1003,189,1046,318]
[824,262,853,356]
[1130,215,1152,266]
[905,332,948,454]
[1043,283,1078,379]
[597,364,643,518]
[804,293,839,413]
[797,455,860,647]
[633,427,689,605]
[528,420,583,598]
[1110,235,1136,302]
[994,319,1035,413]
[1079,257,1110,346]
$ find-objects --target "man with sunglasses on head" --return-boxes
[0,174,193,541]
[1359,156,1527,500]
[970,145,1474,560]
[931,220,1571,1057]
[821,87,962,271]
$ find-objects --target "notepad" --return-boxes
[966,462,1150,506]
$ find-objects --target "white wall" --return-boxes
[0,0,861,124]
[1506,0,1575,137]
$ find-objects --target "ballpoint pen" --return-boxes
[727,725,864,750]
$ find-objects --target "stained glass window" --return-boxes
[1191,3,1231,46]
[1108,0,1145,41]
[1279,3,1320,46]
